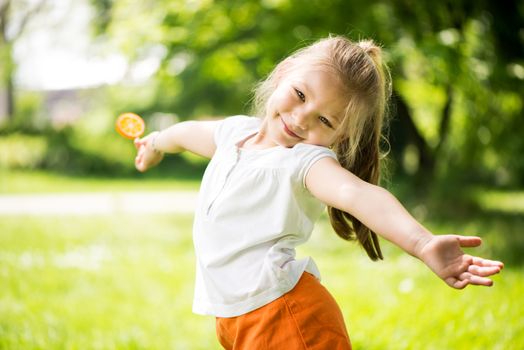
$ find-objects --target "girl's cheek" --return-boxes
[278,90,295,108]
[266,94,277,112]
[268,94,282,112]
[269,86,296,114]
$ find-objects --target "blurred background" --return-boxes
[1,0,523,184]
[0,0,523,349]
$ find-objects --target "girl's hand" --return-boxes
[418,235,504,289]
[134,132,164,172]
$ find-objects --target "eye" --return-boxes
[294,88,305,102]
[319,116,333,128]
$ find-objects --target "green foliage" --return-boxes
[86,0,524,186]
[0,91,46,132]
[0,84,209,177]
[1,0,522,184]
[0,134,48,169]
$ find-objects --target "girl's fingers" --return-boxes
[445,276,468,289]
[468,264,501,277]
[135,143,146,170]
[447,267,499,289]
[135,156,142,171]
[456,235,482,247]
[458,272,494,287]
[134,138,143,150]
[471,256,504,268]
[437,236,503,289]
[135,153,146,172]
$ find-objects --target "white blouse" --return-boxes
[192,115,337,317]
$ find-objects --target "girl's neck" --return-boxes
[238,120,279,150]
[241,132,274,150]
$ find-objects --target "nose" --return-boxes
[292,108,311,130]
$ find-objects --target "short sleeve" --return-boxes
[214,115,260,148]
[294,144,338,188]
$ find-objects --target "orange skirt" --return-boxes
[215,272,351,349]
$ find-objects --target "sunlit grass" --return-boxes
[472,188,524,214]
[0,169,201,193]
[0,213,522,349]
[0,214,217,349]
[301,218,522,350]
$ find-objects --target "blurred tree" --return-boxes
[0,0,47,123]
[89,0,523,185]
[387,0,524,184]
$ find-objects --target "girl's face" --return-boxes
[262,66,347,149]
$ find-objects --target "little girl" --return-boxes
[134,36,503,349]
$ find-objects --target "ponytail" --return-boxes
[326,37,391,261]
[328,134,384,261]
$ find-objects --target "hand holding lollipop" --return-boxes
[116,113,164,172]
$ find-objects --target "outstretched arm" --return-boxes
[134,119,220,172]
[306,157,504,289]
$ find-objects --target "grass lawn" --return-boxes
[0,212,522,350]
[0,169,201,194]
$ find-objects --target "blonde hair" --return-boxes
[252,35,391,261]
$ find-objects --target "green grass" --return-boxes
[472,188,524,214]
[0,212,522,349]
[0,170,522,348]
[302,219,522,350]
[0,214,216,349]
[0,169,201,193]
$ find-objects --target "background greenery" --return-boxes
[0,0,523,349]
[0,0,522,185]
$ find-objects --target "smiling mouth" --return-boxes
[280,117,302,139]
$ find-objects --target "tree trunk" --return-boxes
[5,66,13,119]
[391,92,436,176]
[435,85,453,156]
[0,0,14,122]
[0,0,47,123]
[0,47,15,122]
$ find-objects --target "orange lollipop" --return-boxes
[116,113,145,139]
